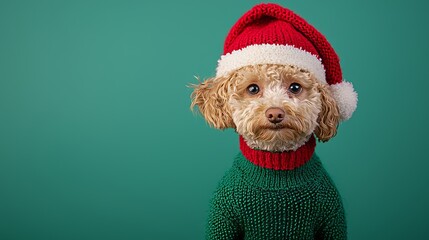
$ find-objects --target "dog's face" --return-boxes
[191,64,340,152]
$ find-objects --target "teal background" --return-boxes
[1,0,428,239]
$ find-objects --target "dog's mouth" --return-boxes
[261,123,287,131]
[269,125,286,131]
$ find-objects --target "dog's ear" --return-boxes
[190,75,235,129]
[315,84,340,142]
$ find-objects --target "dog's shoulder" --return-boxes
[312,158,344,204]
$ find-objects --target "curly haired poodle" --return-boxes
[189,3,357,239]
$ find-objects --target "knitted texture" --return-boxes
[239,135,316,170]
[206,153,347,240]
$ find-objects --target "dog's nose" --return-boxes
[265,107,285,124]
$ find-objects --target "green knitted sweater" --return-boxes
[206,153,346,240]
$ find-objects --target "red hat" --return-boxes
[216,3,357,120]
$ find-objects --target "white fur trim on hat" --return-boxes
[329,81,358,121]
[216,44,327,84]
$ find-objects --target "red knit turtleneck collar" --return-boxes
[239,135,316,170]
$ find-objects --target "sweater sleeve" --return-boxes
[206,188,241,240]
[316,191,347,240]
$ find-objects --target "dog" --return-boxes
[190,3,357,239]
[191,64,346,239]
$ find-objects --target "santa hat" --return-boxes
[216,3,357,121]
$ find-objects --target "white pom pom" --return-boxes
[329,81,358,121]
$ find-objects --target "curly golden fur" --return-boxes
[191,64,340,152]
[190,75,235,129]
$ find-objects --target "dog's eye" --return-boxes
[288,83,302,94]
[247,84,260,95]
